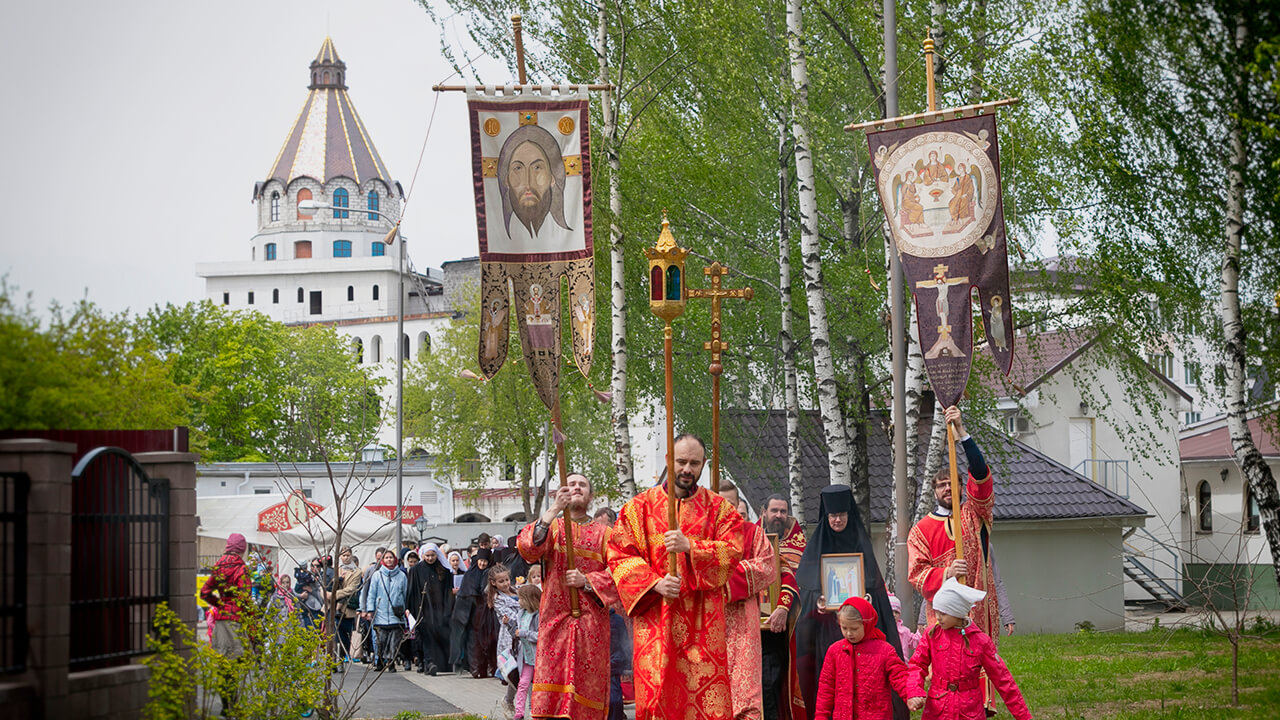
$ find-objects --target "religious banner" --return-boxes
[467,86,596,410]
[257,492,324,532]
[867,114,1015,407]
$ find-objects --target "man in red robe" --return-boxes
[907,405,1000,712]
[758,495,806,720]
[719,483,777,720]
[608,434,743,720]
[519,473,619,720]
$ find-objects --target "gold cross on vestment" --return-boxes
[687,262,753,493]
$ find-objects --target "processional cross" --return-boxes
[688,262,753,493]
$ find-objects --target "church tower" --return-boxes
[198,38,449,365]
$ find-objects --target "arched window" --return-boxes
[417,332,431,354]
[247,291,255,305]
[333,240,352,258]
[333,188,350,219]
[294,240,312,259]
[272,289,279,304]
[372,285,380,301]
[347,286,355,302]
[297,287,305,303]
[402,333,410,360]
[270,191,280,221]
[264,243,277,261]
[1197,480,1213,532]
[297,188,313,220]
[353,337,364,364]
[367,190,380,220]
[371,335,383,363]
[371,242,386,257]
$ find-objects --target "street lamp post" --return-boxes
[298,199,406,553]
[414,514,429,545]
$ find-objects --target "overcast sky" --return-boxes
[1,0,508,316]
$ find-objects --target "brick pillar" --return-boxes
[0,439,76,720]
[135,453,199,629]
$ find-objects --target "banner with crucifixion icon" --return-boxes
[867,113,1015,407]
[467,86,596,411]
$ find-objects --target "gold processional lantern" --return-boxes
[646,211,689,323]
[646,211,688,577]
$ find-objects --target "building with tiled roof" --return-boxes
[968,329,1191,605]
[1179,407,1280,609]
[720,404,1149,633]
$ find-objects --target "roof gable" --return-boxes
[721,407,1147,524]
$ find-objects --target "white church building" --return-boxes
[192,38,535,537]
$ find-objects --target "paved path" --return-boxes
[335,663,466,719]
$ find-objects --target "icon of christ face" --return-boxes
[507,141,554,234]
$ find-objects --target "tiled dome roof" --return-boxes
[262,38,394,193]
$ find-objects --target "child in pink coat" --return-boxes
[887,594,921,660]
[908,578,1032,720]
[813,597,925,720]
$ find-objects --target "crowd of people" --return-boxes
[199,406,1033,720]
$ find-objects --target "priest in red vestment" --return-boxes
[719,483,777,720]
[608,434,744,720]
[758,495,806,720]
[906,405,1000,712]
[519,473,619,720]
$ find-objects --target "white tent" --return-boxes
[274,505,403,568]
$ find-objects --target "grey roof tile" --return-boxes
[720,406,1146,523]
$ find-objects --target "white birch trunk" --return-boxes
[915,399,947,524]
[1220,15,1280,588]
[787,0,851,488]
[598,4,636,497]
[778,119,805,524]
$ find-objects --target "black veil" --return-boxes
[795,485,906,720]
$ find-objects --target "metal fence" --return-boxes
[69,447,170,671]
[0,471,29,675]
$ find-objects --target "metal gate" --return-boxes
[0,471,29,674]
[69,447,169,670]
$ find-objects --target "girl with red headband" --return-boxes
[814,597,926,720]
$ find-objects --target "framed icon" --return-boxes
[820,553,865,610]
[760,533,782,626]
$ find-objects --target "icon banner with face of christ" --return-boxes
[867,114,1015,407]
[467,87,597,409]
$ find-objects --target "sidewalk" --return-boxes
[336,663,466,719]
[400,669,510,719]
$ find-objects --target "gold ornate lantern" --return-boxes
[645,211,689,323]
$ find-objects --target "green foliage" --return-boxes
[393,712,426,720]
[142,599,336,720]
[0,279,189,430]
[141,301,386,462]
[403,281,615,507]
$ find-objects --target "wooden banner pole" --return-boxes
[512,14,528,85]
[551,403,581,617]
[946,421,966,585]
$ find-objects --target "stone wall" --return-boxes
[0,440,198,720]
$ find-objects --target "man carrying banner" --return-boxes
[518,473,617,720]
[758,495,806,720]
[717,483,776,720]
[608,433,743,720]
[907,405,1000,712]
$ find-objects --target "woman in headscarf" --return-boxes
[451,546,491,674]
[407,542,454,675]
[795,485,907,720]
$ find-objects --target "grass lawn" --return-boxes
[998,626,1280,718]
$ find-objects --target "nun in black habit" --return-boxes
[450,547,491,674]
[795,485,907,720]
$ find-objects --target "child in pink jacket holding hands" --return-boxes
[909,578,1032,720]
[814,597,926,720]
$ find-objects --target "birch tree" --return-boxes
[788,0,852,489]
